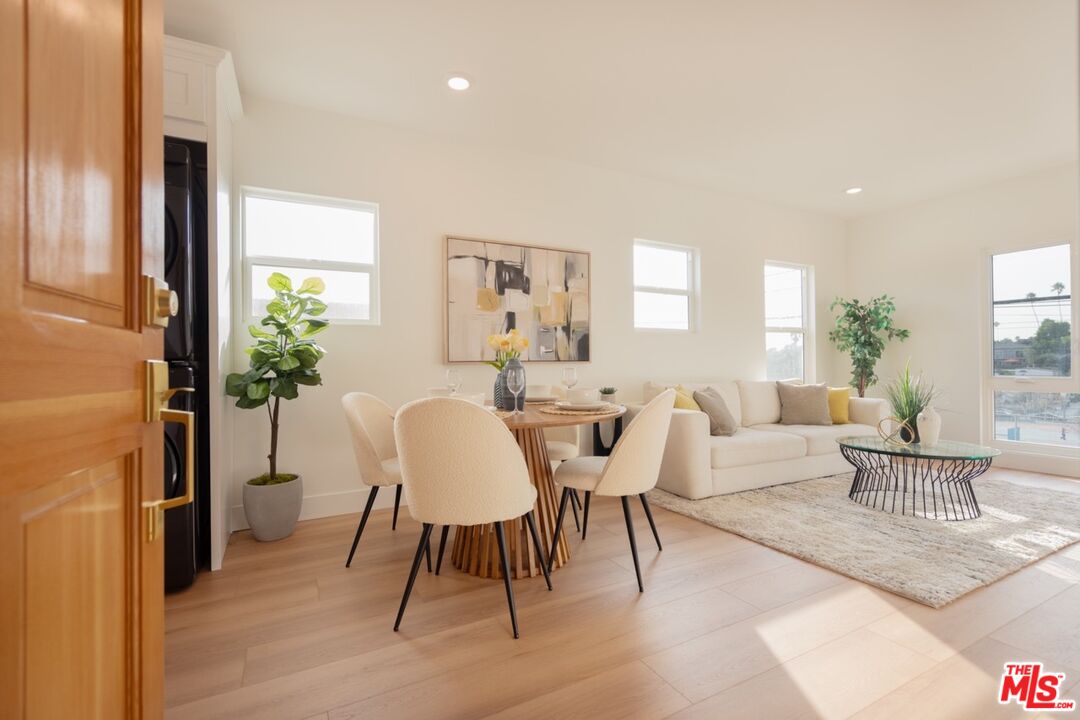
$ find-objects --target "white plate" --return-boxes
[526,396,558,403]
[555,399,607,410]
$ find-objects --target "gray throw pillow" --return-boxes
[777,382,832,425]
[694,387,738,436]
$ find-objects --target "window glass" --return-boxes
[766,331,804,381]
[251,265,371,321]
[765,264,804,328]
[633,240,696,331]
[245,194,375,264]
[994,392,1080,449]
[634,291,689,331]
[992,245,1071,377]
[633,244,690,290]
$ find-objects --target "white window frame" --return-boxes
[980,240,1079,462]
[764,261,815,382]
[240,186,380,326]
[632,239,699,332]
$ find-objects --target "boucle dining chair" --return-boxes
[341,392,430,570]
[535,384,584,531]
[393,397,552,638]
[547,389,676,592]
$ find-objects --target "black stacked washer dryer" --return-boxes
[164,138,211,592]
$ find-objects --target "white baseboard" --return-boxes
[229,486,399,532]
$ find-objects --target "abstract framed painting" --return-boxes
[445,236,591,363]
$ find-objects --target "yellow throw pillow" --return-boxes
[674,384,701,411]
[828,387,851,424]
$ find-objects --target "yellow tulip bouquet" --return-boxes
[486,329,530,371]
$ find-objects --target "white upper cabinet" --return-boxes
[164,54,207,124]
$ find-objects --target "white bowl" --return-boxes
[567,387,599,403]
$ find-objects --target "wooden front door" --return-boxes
[0,0,166,717]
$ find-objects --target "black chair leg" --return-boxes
[639,493,662,551]
[569,488,581,532]
[392,484,402,531]
[547,487,571,574]
[582,491,592,540]
[621,496,644,592]
[524,511,552,591]
[346,486,379,568]
[425,534,433,573]
[393,523,433,631]
[435,525,450,575]
[493,521,520,638]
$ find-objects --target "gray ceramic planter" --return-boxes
[243,474,303,542]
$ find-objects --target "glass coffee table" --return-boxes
[837,437,1002,521]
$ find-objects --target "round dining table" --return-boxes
[450,403,627,580]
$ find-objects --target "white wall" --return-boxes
[845,163,1079,472]
[226,96,850,526]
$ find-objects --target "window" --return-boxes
[764,262,812,381]
[242,187,379,323]
[987,244,1076,453]
[633,240,697,330]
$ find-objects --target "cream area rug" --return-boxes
[647,473,1080,608]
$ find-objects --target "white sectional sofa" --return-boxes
[636,380,889,500]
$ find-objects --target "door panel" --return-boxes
[0,0,165,716]
[24,457,131,718]
[25,0,129,326]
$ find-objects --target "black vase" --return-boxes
[900,421,920,444]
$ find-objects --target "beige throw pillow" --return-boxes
[693,387,737,436]
[777,382,833,426]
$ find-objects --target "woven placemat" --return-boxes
[538,403,623,416]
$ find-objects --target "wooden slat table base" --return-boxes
[451,427,570,579]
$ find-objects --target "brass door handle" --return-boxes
[144,359,196,542]
[158,408,194,512]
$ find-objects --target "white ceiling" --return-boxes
[165,0,1079,217]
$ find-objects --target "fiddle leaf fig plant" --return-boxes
[226,272,328,482]
[828,295,910,397]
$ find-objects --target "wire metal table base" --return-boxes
[840,446,993,521]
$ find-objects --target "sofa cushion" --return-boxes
[693,387,738,436]
[777,382,832,425]
[673,384,701,411]
[709,428,806,469]
[828,387,851,424]
[736,380,781,426]
[752,423,877,456]
[645,380,741,426]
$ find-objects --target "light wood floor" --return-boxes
[165,469,1080,720]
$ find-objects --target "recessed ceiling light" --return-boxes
[845,187,863,195]
[447,75,471,91]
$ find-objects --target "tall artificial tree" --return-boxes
[828,295,910,397]
[226,272,328,482]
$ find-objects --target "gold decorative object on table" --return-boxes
[876,416,915,446]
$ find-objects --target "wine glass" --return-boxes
[445,368,462,395]
[506,366,526,414]
[561,367,578,396]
